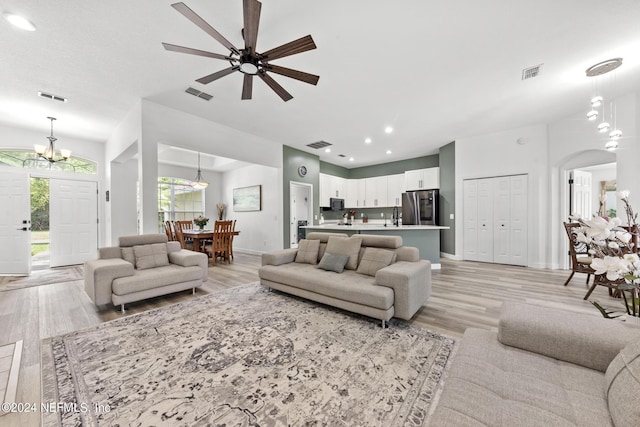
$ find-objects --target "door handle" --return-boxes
[17,227,30,231]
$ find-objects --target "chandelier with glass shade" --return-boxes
[585,58,623,151]
[191,152,209,189]
[34,117,71,163]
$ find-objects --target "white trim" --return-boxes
[431,263,441,270]
[440,252,462,260]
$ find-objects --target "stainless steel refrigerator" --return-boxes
[401,190,439,225]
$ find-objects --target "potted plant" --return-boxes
[193,215,209,230]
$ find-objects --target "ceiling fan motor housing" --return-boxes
[239,53,260,74]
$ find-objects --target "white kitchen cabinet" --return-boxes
[463,174,528,266]
[363,176,388,207]
[319,173,347,207]
[405,167,440,190]
[386,174,404,206]
[357,179,367,208]
[346,179,359,208]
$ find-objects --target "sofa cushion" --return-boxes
[605,337,640,427]
[356,247,396,276]
[133,243,169,270]
[325,236,362,270]
[121,247,136,266]
[430,328,612,427]
[119,233,168,247]
[259,263,393,310]
[294,239,320,265]
[112,264,203,295]
[317,252,350,273]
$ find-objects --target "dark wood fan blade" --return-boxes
[242,74,253,100]
[260,35,316,61]
[266,64,319,85]
[243,0,261,54]
[258,72,293,101]
[171,2,239,53]
[162,43,230,60]
[196,67,237,84]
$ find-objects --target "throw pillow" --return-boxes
[317,252,350,273]
[325,236,362,270]
[356,247,396,276]
[605,337,640,426]
[133,243,169,270]
[295,239,321,265]
[121,247,136,266]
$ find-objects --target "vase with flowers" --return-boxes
[573,190,639,317]
[193,215,209,230]
[216,202,226,221]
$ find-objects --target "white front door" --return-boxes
[49,179,98,267]
[572,170,592,219]
[0,170,31,275]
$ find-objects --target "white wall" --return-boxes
[221,164,283,254]
[454,124,549,268]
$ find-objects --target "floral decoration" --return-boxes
[193,215,209,228]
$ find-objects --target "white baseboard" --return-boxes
[440,252,462,260]
[431,263,441,270]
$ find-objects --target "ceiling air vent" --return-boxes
[37,91,67,102]
[306,140,332,150]
[522,64,543,80]
[185,87,213,101]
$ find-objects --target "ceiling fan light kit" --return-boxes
[585,58,623,150]
[163,0,319,102]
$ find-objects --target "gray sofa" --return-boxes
[84,234,208,313]
[430,302,640,427]
[259,232,431,327]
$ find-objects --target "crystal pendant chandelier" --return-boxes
[190,152,209,189]
[34,117,71,163]
[585,58,623,150]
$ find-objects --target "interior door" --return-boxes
[571,170,592,219]
[0,170,31,275]
[476,178,494,262]
[463,180,478,261]
[493,177,511,264]
[509,175,528,266]
[49,179,98,267]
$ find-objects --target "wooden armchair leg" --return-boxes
[563,271,575,286]
[583,282,598,300]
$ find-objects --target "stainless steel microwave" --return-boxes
[330,198,344,211]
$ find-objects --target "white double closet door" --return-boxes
[49,179,98,267]
[464,175,528,266]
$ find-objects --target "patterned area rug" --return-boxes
[0,265,83,292]
[42,283,455,426]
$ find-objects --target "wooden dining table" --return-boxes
[182,229,240,256]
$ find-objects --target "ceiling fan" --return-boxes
[162,0,319,102]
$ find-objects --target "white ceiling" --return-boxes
[1,0,639,168]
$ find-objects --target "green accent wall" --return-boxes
[439,141,455,255]
[319,161,349,178]
[349,155,439,179]
[283,146,320,248]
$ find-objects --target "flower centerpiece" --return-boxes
[216,202,226,220]
[193,215,209,230]
[574,191,639,317]
[343,210,357,224]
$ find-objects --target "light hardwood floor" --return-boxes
[0,254,624,426]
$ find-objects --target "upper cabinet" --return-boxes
[319,173,347,206]
[405,167,440,190]
[386,174,404,206]
[363,176,388,207]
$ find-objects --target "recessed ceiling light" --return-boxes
[3,12,36,31]
[386,150,392,154]
[349,157,354,162]
[325,148,331,153]
[364,138,372,144]
[384,126,393,134]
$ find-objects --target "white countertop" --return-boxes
[302,223,449,231]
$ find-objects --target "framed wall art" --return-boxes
[233,185,262,212]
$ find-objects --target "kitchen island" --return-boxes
[301,223,449,269]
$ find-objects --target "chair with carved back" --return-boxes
[582,224,638,301]
[563,222,595,287]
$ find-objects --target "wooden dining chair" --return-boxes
[205,220,233,264]
[164,220,175,241]
[172,221,193,250]
[563,222,595,287]
[229,219,237,260]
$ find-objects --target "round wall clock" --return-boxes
[298,165,308,177]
